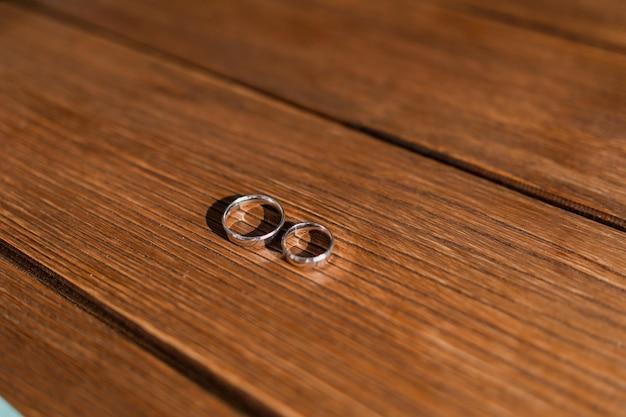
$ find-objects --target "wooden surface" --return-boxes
[0,253,242,417]
[451,0,626,51]
[33,0,626,228]
[1,3,626,416]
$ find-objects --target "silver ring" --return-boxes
[281,222,334,268]
[222,195,285,247]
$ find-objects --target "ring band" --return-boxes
[222,194,285,247]
[281,222,334,268]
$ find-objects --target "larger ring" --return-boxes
[281,222,334,268]
[222,195,285,248]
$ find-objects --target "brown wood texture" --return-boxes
[0,255,242,416]
[1,4,626,416]
[449,0,626,52]
[31,0,626,228]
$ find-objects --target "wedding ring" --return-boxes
[222,195,285,248]
[281,222,334,268]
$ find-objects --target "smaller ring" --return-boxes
[281,222,334,268]
[222,195,285,248]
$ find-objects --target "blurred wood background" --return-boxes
[1,1,625,416]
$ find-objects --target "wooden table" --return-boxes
[1,1,625,415]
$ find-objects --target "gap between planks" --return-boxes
[447,2,626,56]
[0,250,245,417]
[0,238,278,417]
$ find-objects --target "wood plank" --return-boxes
[0,256,242,416]
[448,0,626,52]
[1,5,626,416]
[31,0,626,228]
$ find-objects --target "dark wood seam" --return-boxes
[448,2,626,56]
[0,238,279,417]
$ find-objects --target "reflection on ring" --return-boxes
[281,222,334,268]
[222,194,285,248]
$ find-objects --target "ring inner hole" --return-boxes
[225,201,282,238]
[284,227,331,257]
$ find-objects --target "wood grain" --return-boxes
[1,4,626,416]
[30,0,626,228]
[0,254,242,416]
[448,0,626,52]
